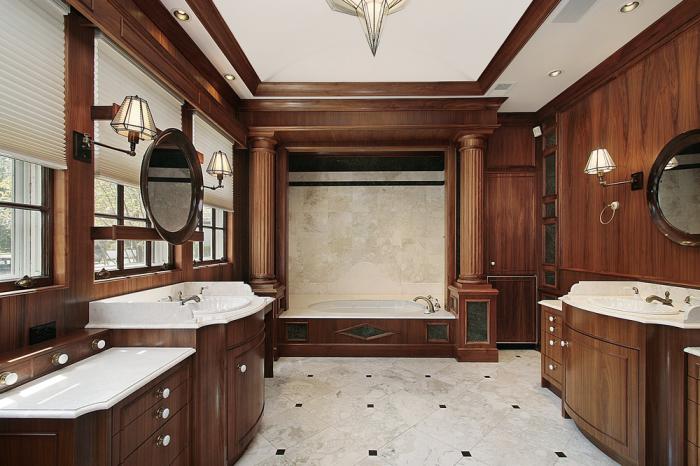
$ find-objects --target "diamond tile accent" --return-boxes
[338,324,394,341]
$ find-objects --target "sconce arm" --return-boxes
[83,133,136,157]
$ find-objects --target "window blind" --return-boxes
[94,36,182,187]
[0,0,67,169]
[193,114,234,211]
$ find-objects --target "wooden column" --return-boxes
[249,134,278,288]
[457,134,487,284]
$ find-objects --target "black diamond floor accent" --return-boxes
[425,375,431,378]
[276,449,285,455]
[512,405,520,409]
[555,452,567,458]
[368,450,378,456]
[461,451,472,457]
[367,403,374,408]
[295,403,302,407]
[516,355,521,358]
[307,374,314,377]
[484,375,491,379]
[439,404,447,408]
[366,374,372,378]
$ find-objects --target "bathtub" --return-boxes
[278,299,456,358]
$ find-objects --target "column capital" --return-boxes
[248,131,277,150]
[456,133,488,150]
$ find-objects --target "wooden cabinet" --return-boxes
[540,303,563,393]
[688,354,700,466]
[489,276,537,344]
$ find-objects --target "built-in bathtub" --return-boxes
[278,299,456,357]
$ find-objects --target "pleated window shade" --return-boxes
[0,0,67,169]
[193,114,234,211]
[94,36,182,187]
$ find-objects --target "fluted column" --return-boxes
[249,134,277,287]
[457,134,487,284]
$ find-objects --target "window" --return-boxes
[193,206,228,265]
[94,179,172,277]
[0,155,51,289]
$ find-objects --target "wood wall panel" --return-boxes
[557,23,700,287]
[486,124,535,169]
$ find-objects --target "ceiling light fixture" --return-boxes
[172,9,190,21]
[326,0,408,56]
[548,69,563,77]
[224,74,236,81]
[619,2,640,13]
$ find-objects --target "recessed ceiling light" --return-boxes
[224,74,236,81]
[172,9,190,21]
[548,69,563,77]
[620,2,640,13]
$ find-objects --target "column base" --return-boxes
[448,282,499,363]
[454,347,499,362]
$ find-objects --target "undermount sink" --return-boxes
[587,297,680,315]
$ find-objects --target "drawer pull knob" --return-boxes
[0,372,18,386]
[91,339,106,350]
[156,434,171,447]
[155,407,170,420]
[156,387,171,399]
[239,364,247,373]
[548,326,555,333]
[560,341,569,348]
[548,316,555,322]
[548,340,554,346]
[548,364,556,371]
[51,353,69,366]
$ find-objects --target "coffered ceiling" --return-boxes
[160,0,683,110]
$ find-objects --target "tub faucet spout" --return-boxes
[414,296,435,314]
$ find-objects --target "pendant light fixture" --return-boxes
[326,0,408,56]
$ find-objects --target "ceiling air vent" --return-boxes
[490,82,515,97]
[552,0,597,23]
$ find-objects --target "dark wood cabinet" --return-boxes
[540,303,563,394]
[488,276,537,344]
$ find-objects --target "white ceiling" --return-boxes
[160,0,682,111]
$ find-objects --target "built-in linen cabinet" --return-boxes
[539,119,559,291]
[540,302,564,393]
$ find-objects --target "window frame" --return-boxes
[193,206,228,266]
[94,182,174,279]
[0,165,53,292]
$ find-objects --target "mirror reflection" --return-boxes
[657,143,700,235]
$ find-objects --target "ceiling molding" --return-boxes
[185,0,562,97]
[537,0,700,119]
[240,98,507,112]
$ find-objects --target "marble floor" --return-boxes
[237,350,618,466]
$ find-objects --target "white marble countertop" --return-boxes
[685,348,700,357]
[0,347,195,419]
[538,299,562,311]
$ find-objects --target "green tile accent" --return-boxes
[545,223,557,264]
[467,302,488,342]
[544,202,556,218]
[427,323,449,342]
[346,325,387,339]
[545,154,556,196]
[286,322,308,342]
[544,271,556,286]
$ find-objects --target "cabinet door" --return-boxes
[564,327,639,464]
[485,173,537,274]
[489,276,537,344]
[227,335,265,458]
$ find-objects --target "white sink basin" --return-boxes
[587,297,680,315]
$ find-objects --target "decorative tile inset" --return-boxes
[461,451,472,457]
[368,450,378,456]
[285,322,308,342]
[367,403,374,408]
[512,405,520,409]
[555,451,567,457]
[295,403,303,407]
[276,449,286,455]
[439,404,447,409]
[467,301,488,342]
[427,323,449,342]
[338,324,395,341]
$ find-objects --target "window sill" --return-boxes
[94,268,181,284]
[0,284,68,298]
[193,261,230,270]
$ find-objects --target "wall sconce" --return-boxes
[584,148,643,190]
[75,95,157,160]
[205,151,233,190]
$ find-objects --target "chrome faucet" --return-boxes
[178,291,201,306]
[200,285,209,296]
[645,291,673,306]
[414,295,435,314]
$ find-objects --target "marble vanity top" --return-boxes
[0,347,194,419]
[685,348,700,358]
[538,299,562,311]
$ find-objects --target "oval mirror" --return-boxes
[647,129,700,247]
[140,128,203,244]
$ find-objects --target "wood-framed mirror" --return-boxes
[647,129,700,247]
[140,128,203,244]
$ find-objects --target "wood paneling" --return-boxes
[553,20,700,288]
[489,276,537,344]
[486,123,536,169]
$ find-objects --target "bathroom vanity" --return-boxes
[543,281,700,466]
[88,282,274,465]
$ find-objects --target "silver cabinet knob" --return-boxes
[548,316,555,322]
[239,364,247,373]
[155,407,170,419]
[51,353,69,366]
[548,364,556,371]
[548,326,555,333]
[490,261,496,267]
[156,434,171,447]
[156,387,171,399]
[91,339,106,350]
[0,371,18,386]
[548,340,554,346]
[560,341,569,348]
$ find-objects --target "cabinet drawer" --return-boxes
[115,364,189,431]
[226,310,265,348]
[118,381,189,460]
[544,321,562,339]
[170,447,189,466]
[543,356,562,384]
[123,405,189,466]
[543,335,563,364]
[690,399,699,447]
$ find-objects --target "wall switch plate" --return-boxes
[29,321,56,345]
[72,131,91,163]
[631,172,644,191]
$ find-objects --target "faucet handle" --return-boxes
[665,291,671,299]
[434,298,441,310]
[200,286,209,295]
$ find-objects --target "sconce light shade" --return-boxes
[584,148,616,175]
[110,95,157,142]
[206,151,233,178]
